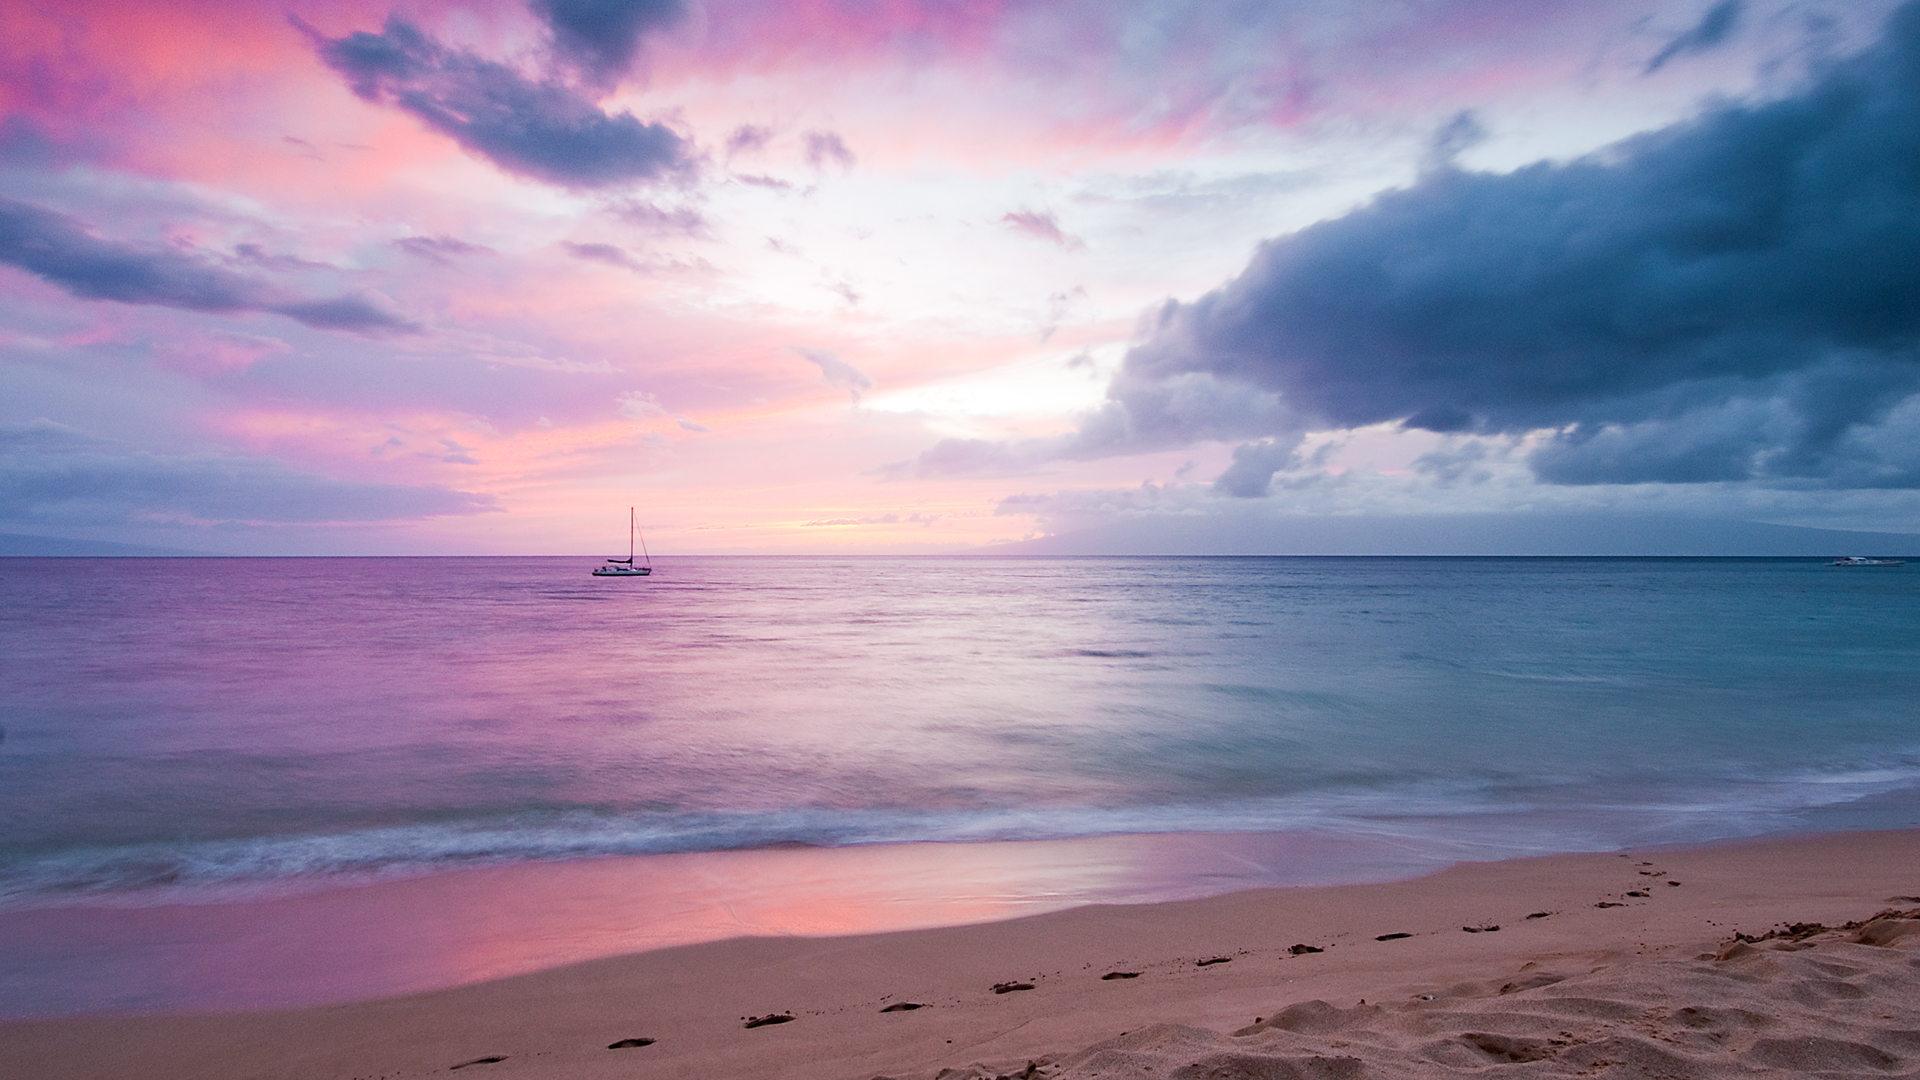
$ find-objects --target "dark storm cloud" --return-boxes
[973,1,1920,495]
[0,420,498,525]
[0,197,416,334]
[1645,1,1745,74]
[531,0,684,85]
[301,16,689,189]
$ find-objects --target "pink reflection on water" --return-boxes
[0,831,1452,1018]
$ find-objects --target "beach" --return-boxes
[9,827,1920,1079]
[12,0,1920,1071]
[6,557,1917,1074]
[10,0,1920,1066]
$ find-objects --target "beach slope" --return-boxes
[8,829,1920,1080]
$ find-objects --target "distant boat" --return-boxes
[1832,556,1905,566]
[592,507,652,577]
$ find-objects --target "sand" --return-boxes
[6,828,1920,1080]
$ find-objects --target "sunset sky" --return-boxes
[4,0,1917,554]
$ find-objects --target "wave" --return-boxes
[8,763,1918,911]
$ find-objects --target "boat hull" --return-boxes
[591,567,652,576]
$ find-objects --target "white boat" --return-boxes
[1832,556,1905,566]
[592,507,652,577]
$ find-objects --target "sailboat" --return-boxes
[592,507,652,577]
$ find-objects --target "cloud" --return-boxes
[564,240,648,271]
[301,16,689,189]
[1040,286,1087,342]
[274,295,416,332]
[562,241,710,275]
[531,0,685,85]
[1420,110,1487,173]
[1002,209,1086,250]
[893,369,1295,479]
[803,130,856,171]
[1645,1,1744,74]
[990,483,1235,533]
[394,235,496,265]
[0,197,417,334]
[231,244,332,273]
[614,200,709,236]
[1214,437,1310,498]
[726,124,774,156]
[736,173,794,191]
[802,512,939,526]
[880,436,1059,480]
[1412,439,1499,487]
[153,330,292,376]
[790,345,873,402]
[0,420,497,526]
[616,390,708,431]
[987,3,1920,495]
[617,391,668,419]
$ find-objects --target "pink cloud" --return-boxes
[4,0,1875,553]
[1001,210,1084,250]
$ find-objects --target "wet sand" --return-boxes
[7,829,1920,1079]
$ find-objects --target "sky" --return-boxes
[3,0,1919,554]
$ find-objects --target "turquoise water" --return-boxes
[3,555,1916,911]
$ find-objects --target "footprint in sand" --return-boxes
[449,1057,506,1070]
[607,1038,655,1049]
[1288,944,1324,955]
[1462,924,1500,933]
[743,1014,794,1028]
[1196,956,1233,967]
[1595,901,1625,908]
[880,1002,926,1012]
[1376,932,1413,941]
[1101,971,1141,980]
[992,981,1036,994]
[1526,912,1552,919]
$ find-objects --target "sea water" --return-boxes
[2,556,1917,1014]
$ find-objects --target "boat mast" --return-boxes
[629,506,635,565]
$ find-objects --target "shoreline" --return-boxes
[8,827,1920,1079]
[12,781,1919,1020]
[0,829,1483,1020]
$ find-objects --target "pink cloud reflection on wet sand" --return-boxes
[0,831,1454,1018]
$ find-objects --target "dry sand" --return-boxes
[7,829,1920,1080]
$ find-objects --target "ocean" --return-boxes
[3,555,1917,1016]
